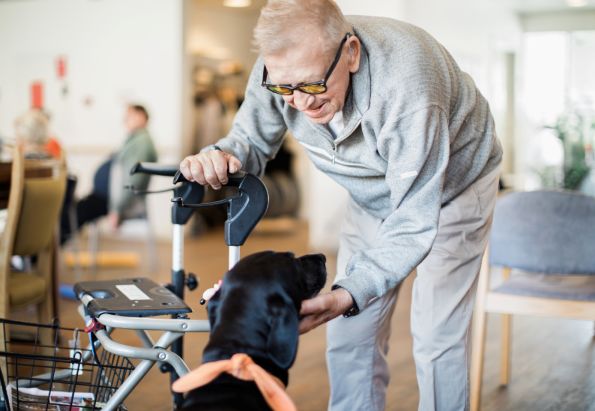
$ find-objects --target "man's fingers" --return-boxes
[299,315,320,334]
[226,154,242,174]
[210,152,230,185]
[179,150,241,190]
[299,294,330,316]
[202,157,222,189]
[189,157,207,185]
[299,311,336,334]
[179,157,194,182]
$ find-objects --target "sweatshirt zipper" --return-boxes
[332,142,337,165]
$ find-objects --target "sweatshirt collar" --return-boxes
[330,38,370,143]
[350,30,371,117]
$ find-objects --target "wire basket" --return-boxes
[0,318,134,410]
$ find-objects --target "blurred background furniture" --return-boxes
[471,190,595,411]
[0,144,67,323]
[85,195,157,273]
[62,182,157,277]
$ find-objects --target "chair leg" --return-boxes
[471,309,488,411]
[144,217,158,274]
[499,267,512,386]
[88,221,100,274]
[0,266,9,384]
[68,203,84,281]
[37,248,55,324]
[471,252,491,411]
[0,321,6,393]
[500,314,512,385]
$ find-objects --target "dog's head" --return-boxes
[204,251,327,371]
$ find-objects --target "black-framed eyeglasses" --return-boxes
[261,32,353,96]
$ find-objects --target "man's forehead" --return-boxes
[264,45,330,84]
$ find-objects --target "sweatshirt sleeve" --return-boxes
[210,58,288,177]
[334,105,450,311]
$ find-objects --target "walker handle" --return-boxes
[131,162,204,225]
[131,162,179,177]
[172,171,269,246]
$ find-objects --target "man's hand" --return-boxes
[299,288,354,334]
[179,149,242,190]
[107,211,120,232]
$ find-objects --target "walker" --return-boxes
[0,164,269,411]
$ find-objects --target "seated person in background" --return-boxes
[14,108,62,159]
[60,104,157,244]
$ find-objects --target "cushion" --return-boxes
[493,272,595,301]
[10,272,47,307]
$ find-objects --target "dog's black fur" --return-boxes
[181,251,327,411]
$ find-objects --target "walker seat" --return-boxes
[74,277,191,318]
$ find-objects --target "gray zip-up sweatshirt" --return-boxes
[210,16,502,311]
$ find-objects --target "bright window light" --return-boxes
[223,0,252,7]
[567,0,588,7]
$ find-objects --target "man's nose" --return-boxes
[293,90,316,111]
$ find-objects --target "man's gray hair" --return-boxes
[254,0,352,57]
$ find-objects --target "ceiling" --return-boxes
[196,0,266,11]
[492,0,595,12]
[194,0,595,13]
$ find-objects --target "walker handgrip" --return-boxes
[172,171,269,246]
[172,170,250,186]
[172,170,187,184]
[131,162,179,177]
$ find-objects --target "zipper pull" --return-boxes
[332,144,337,165]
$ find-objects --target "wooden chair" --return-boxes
[470,190,595,411]
[0,144,67,323]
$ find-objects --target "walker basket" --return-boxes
[0,318,133,410]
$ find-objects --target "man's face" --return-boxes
[124,108,146,132]
[263,35,360,125]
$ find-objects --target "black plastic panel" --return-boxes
[74,277,192,317]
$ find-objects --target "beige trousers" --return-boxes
[327,167,500,411]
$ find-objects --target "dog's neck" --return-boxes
[202,347,289,387]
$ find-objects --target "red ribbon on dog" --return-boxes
[172,353,297,411]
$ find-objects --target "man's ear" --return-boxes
[347,35,361,73]
[266,294,299,370]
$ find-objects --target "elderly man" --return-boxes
[180,1,502,410]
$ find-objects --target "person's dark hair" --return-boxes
[129,104,149,122]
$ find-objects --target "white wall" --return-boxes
[186,0,261,67]
[338,0,406,19]
[0,0,185,238]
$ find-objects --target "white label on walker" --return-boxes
[116,284,151,300]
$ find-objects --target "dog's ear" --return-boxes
[206,290,222,328]
[266,294,299,370]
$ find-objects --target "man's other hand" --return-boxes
[107,212,121,232]
[299,288,354,334]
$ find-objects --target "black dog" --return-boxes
[178,250,327,411]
